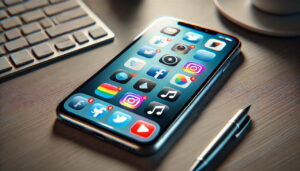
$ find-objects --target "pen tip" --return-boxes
[243,105,251,113]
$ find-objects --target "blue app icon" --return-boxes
[107,111,132,128]
[146,66,168,79]
[116,72,128,80]
[137,46,156,58]
[87,103,109,118]
[149,36,169,47]
[68,96,88,110]
[183,32,203,43]
[194,49,216,62]
[110,70,132,84]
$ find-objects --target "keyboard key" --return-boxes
[46,16,95,38]
[26,31,48,45]
[21,22,41,35]
[0,34,5,44]
[3,0,23,6]
[32,43,54,59]
[55,7,87,23]
[0,57,12,73]
[0,46,6,56]
[89,27,107,39]
[43,0,79,16]
[40,18,53,29]
[0,1,5,8]
[10,49,34,67]
[55,36,75,51]
[73,31,89,44]
[5,37,29,52]
[24,0,49,10]
[1,17,22,30]
[7,4,26,15]
[0,10,8,20]
[21,9,45,23]
[5,28,21,40]
[50,0,66,4]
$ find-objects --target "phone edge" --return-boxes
[56,17,242,155]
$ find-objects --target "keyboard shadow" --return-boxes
[52,53,244,171]
[0,38,113,83]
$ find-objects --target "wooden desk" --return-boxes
[1,0,299,170]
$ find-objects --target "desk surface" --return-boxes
[1,0,299,170]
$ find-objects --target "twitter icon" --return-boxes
[137,46,157,58]
[107,111,132,128]
[183,32,203,43]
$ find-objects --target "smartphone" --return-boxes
[57,17,241,155]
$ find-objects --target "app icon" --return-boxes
[137,46,156,58]
[110,70,132,84]
[183,32,203,43]
[158,87,181,102]
[130,120,156,138]
[149,36,169,47]
[107,111,132,128]
[87,103,108,118]
[133,78,156,93]
[68,96,88,110]
[182,62,205,75]
[171,43,190,54]
[161,27,180,36]
[159,55,181,66]
[120,92,144,109]
[145,101,169,117]
[194,49,216,62]
[95,83,121,99]
[146,66,168,79]
[170,74,192,88]
[124,57,146,71]
[205,39,226,51]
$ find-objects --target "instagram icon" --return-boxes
[182,62,205,75]
[120,92,144,109]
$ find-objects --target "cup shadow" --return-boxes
[106,0,142,23]
[216,12,300,55]
[52,53,245,171]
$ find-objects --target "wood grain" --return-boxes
[1,0,299,171]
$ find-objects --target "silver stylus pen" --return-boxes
[190,105,252,171]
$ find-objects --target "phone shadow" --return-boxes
[52,52,245,171]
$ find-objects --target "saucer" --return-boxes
[214,0,300,37]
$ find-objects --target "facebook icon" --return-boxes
[146,66,168,79]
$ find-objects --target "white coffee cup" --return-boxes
[252,0,300,15]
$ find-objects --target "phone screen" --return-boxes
[59,18,239,144]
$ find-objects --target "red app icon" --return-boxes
[130,120,156,138]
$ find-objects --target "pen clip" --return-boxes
[234,114,251,139]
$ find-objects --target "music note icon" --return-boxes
[145,101,169,117]
[158,87,181,102]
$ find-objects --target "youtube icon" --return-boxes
[130,120,156,138]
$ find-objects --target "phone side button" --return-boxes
[222,62,230,73]
[91,131,105,140]
[209,70,222,87]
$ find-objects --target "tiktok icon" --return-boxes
[145,101,169,118]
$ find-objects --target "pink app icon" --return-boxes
[182,62,205,75]
[120,92,144,109]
